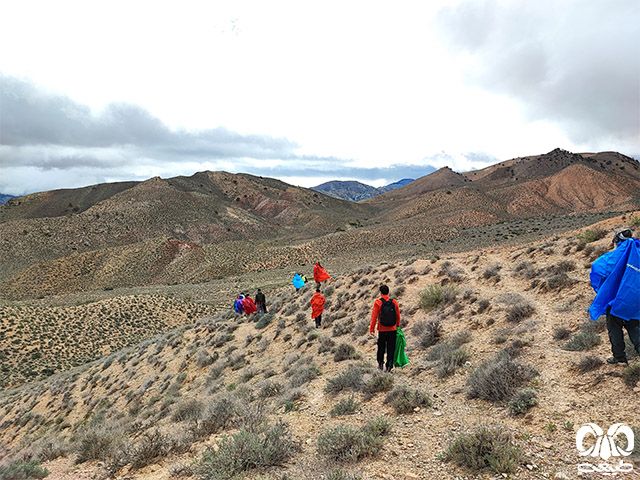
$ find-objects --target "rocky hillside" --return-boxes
[1,212,639,479]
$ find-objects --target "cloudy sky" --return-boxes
[0,0,638,196]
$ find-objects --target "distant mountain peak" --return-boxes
[311,178,415,202]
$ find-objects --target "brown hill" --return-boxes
[1,150,639,301]
[1,212,639,479]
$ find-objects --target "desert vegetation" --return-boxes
[0,210,639,479]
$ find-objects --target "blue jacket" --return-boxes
[588,238,640,321]
[292,274,305,290]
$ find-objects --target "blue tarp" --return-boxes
[588,238,640,322]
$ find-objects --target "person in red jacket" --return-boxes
[369,284,401,372]
[313,262,331,288]
[310,287,326,328]
[242,294,258,315]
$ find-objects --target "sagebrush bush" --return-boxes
[325,366,365,393]
[508,388,538,415]
[563,332,602,351]
[171,398,204,423]
[435,348,469,379]
[412,319,442,348]
[287,363,320,388]
[419,285,458,312]
[196,421,299,478]
[384,385,431,414]
[579,227,607,244]
[542,272,576,291]
[255,313,275,329]
[482,263,502,281]
[444,427,521,474]
[552,327,572,341]
[330,394,360,416]
[130,429,172,470]
[334,343,357,362]
[0,460,49,479]
[74,421,126,464]
[189,394,238,440]
[363,373,394,398]
[623,364,640,387]
[575,355,604,374]
[327,470,362,480]
[317,417,391,462]
[467,353,538,403]
[505,301,536,323]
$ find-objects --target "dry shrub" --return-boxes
[412,319,442,348]
[505,301,536,323]
[317,417,391,462]
[575,356,604,374]
[444,427,521,474]
[384,385,431,414]
[467,353,538,403]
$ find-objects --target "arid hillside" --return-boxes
[1,212,639,480]
[0,149,638,301]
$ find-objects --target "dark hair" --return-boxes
[316,287,321,293]
[380,285,389,295]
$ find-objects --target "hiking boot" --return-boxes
[378,363,384,371]
[385,365,393,373]
[606,357,628,365]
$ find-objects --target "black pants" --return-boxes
[607,309,640,362]
[314,314,322,328]
[377,330,396,369]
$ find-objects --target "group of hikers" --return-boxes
[232,261,409,372]
[228,226,639,373]
[233,289,267,315]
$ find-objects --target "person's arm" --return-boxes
[370,300,380,334]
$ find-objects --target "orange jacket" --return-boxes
[310,292,325,319]
[313,263,331,283]
[370,295,400,333]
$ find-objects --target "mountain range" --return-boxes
[0,148,638,301]
[0,193,15,204]
[311,178,415,201]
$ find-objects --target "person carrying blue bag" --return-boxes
[588,227,640,365]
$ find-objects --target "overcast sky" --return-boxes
[0,0,638,196]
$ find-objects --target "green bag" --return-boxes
[394,327,410,368]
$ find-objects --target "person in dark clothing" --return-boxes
[255,289,267,314]
[369,284,401,372]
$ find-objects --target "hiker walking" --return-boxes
[370,285,401,372]
[310,287,326,328]
[588,227,640,365]
[293,273,305,292]
[313,262,331,289]
[242,294,258,315]
[234,295,245,314]
[255,289,267,314]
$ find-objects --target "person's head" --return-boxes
[613,227,633,246]
[316,287,320,293]
[257,289,261,293]
[380,285,389,295]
